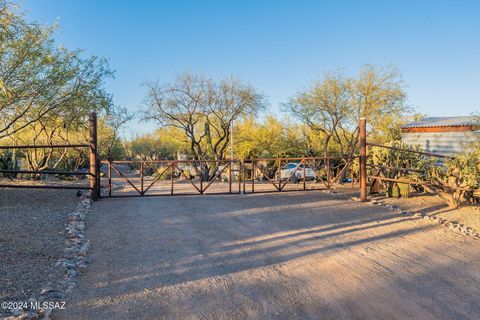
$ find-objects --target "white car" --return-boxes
[278,162,317,182]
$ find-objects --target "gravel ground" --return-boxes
[0,186,77,309]
[56,191,480,320]
[332,186,480,233]
[378,194,480,232]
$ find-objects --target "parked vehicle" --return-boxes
[277,162,317,182]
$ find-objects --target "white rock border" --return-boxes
[321,189,480,239]
[3,195,93,320]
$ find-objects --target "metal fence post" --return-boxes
[170,161,174,195]
[89,112,99,201]
[108,160,112,197]
[200,161,204,195]
[241,160,245,194]
[140,162,144,196]
[229,160,232,194]
[303,158,306,190]
[252,161,255,193]
[326,155,331,189]
[360,117,367,202]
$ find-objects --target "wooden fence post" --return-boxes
[359,117,367,202]
[89,112,99,201]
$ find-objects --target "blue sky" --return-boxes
[21,0,480,136]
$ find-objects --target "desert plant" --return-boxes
[425,149,480,208]
[370,141,433,197]
[0,150,18,179]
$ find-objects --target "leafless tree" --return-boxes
[143,72,265,179]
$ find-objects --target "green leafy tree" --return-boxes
[0,0,114,140]
[284,65,410,156]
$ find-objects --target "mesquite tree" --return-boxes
[0,0,114,140]
[143,72,265,180]
[284,65,409,157]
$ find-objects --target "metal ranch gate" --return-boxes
[100,156,359,198]
[0,114,373,201]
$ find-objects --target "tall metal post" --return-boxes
[242,160,245,194]
[200,161,204,195]
[252,161,255,193]
[170,162,174,195]
[229,160,232,194]
[108,160,112,197]
[89,112,99,201]
[359,117,367,202]
[351,161,355,189]
[303,158,306,190]
[140,162,144,196]
[230,121,234,160]
[326,155,331,189]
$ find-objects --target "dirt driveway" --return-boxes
[56,192,480,320]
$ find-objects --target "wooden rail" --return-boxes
[368,164,425,173]
[366,142,450,158]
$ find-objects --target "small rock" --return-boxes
[40,283,53,295]
[78,263,87,269]
[42,308,52,319]
[67,269,78,277]
[48,291,65,299]
[17,311,29,320]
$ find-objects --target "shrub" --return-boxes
[370,141,433,197]
[426,148,480,208]
[0,150,19,179]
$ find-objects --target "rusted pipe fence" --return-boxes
[0,112,100,199]
[101,159,243,197]
[102,155,359,197]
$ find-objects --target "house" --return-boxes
[401,116,479,156]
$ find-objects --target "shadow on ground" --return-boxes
[56,192,480,320]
